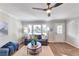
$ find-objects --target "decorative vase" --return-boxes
[34,39,37,45]
[31,40,35,46]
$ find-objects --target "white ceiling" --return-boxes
[0,3,79,21]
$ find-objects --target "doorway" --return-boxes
[49,22,65,42]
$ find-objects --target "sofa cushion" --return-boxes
[1,42,19,55]
[26,35,32,40]
[8,42,19,51]
[37,35,41,39]
[7,46,15,55]
[0,48,9,56]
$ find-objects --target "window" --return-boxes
[33,25,41,35]
[23,25,32,35]
[57,25,63,34]
[24,27,28,34]
[28,25,32,35]
[23,24,49,35]
[42,24,49,36]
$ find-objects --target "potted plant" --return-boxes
[31,35,38,48]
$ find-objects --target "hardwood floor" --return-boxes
[13,42,79,56]
[49,42,79,56]
[13,46,53,56]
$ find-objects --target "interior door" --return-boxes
[53,23,65,42]
[48,24,54,42]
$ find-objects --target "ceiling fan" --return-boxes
[32,3,63,17]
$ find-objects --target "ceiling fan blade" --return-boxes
[53,3,63,7]
[50,3,63,9]
[32,8,47,11]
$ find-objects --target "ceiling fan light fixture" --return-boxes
[46,9,51,14]
[32,3,63,17]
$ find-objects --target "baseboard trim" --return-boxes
[66,41,79,48]
[48,41,65,43]
[48,42,65,43]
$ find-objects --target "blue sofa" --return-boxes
[0,42,19,56]
[2,42,19,51]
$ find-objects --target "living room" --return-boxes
[0,3,79,56]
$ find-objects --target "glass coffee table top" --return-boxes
[27,42,42,55]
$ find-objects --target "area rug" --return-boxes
[13,46,53,56]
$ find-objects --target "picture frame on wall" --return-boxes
[0,21,8,36]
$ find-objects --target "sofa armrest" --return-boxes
[0,48,9,56]
[11,42,19,50]
[13,42,19,50]
[6,42,19,51]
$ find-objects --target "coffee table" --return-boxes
[27,42,42,55]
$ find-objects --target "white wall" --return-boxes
[66,18,79,48]
[0,11,23,47]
